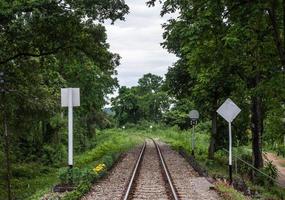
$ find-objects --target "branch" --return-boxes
[267,0,285,66]
[223,0,252,18]
[231,65,248,82]
[0,45,66,65]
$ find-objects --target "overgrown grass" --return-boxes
[75,129,144,167]
[3,125,285,200]
[118,124,285,200]
[1,129,143,200]
[0,163,58,200]
[215,182,249,200]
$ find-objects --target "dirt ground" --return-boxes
[264,152,285,187]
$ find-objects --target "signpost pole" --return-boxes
[229,122,232,184]
[61,88,79,170]
[189,110,199,157]
[68,89,73,168]
[192,122,195,156]
[283,135,285,157]
[217,98,241,185]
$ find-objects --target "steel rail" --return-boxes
[122,141,146,200]
[153,139,180,200]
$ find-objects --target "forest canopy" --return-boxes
[0,2,129,198]
[146,0,285,169]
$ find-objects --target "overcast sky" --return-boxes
[105,0,177,87]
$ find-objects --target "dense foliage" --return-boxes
[1,0,285,199]
[147,0,285,171]
[0,0,129,199]
[112,73,171,125]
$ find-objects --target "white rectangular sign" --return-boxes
[61,87,80,166]
[61,88,80,107]
[217,98,241,123]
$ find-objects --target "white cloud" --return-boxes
[104,0,177,87]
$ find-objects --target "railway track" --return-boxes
[122,139,179,200]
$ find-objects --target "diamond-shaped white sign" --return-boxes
[217,98,241,123]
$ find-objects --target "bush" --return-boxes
[215,181,247,200]
[195,121,211,134]
[12,165,37,178]
[255,161,278,186]
[236,154,252,179]
[62,181,92,200]
[12,163,47,178]
[275,146,285,157]
[58,167,82,185]
[101,154,114,168]
[41,144,66,166]
[80,168,97,183]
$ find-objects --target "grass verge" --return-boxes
[215,181,249,200]
[1,129,143,200]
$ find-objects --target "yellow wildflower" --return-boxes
[93,163,106,174]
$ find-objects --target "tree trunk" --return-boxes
[251,95,264,169]
[208,111,217,159]
[267,0,285,66]
[4,110,12,200]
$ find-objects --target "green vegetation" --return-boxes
[112,73,171,125]
[110,124,285,200]
[146,0,285,170]
[1,0,285,199]
[1,130,142,200]
[0,1,129,199]
[215,182,248,200]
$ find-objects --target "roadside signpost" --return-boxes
[61,88,80,167]
[189,110,199,156]
[217,98,241,184]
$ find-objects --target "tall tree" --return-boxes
[0,1,129,199]
[112,74,170,125]
[149,0,283,169]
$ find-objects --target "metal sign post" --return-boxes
[217,98,241,184]
[61,88,80,168]
[189,110,199,157]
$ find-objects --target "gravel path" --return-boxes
[131,139,169,200]
[158,141,220,200]
[81,146,142,200]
